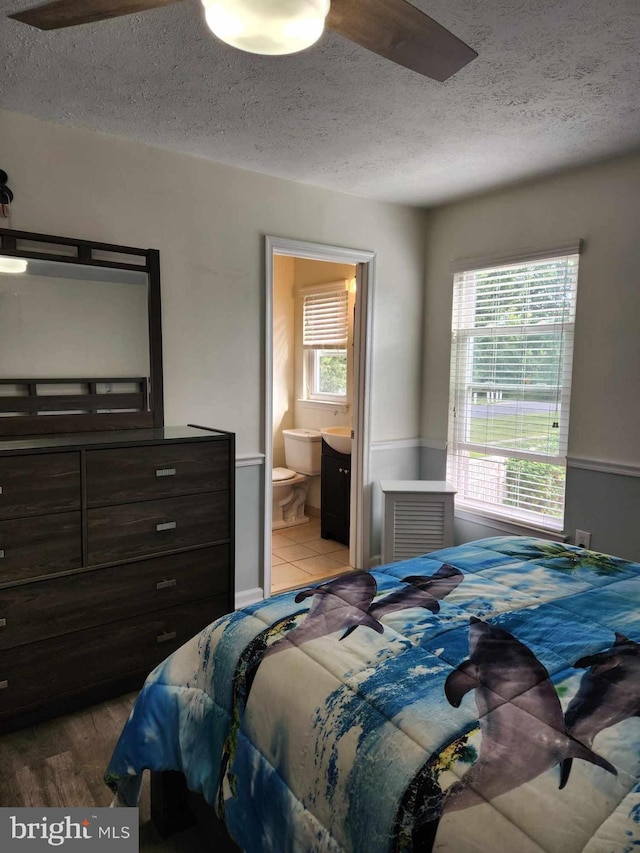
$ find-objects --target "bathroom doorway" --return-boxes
[264,237,375,596]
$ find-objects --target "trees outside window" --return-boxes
[447,250,580,530]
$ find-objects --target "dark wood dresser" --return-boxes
[0,425,235,733]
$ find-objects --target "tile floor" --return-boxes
[271,516,352,594]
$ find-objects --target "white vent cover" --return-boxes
[380,481,456,564]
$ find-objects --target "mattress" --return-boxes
[105,536,640,851]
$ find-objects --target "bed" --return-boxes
[105,536,640,852]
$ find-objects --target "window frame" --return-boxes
[299,280,351,406]
[305,346,349,403]
[447,244,582,532]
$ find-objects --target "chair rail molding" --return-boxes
[567,456,640,479]
[236,453,265,468]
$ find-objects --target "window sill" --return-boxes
[297,399,350,413]
[454,506,567,542]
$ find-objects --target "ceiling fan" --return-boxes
[8,0,478,82]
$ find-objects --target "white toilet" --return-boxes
[272,428,321,529]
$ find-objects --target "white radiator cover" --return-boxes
[380,481,456,564]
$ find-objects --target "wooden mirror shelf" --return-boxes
[0,227,163,436]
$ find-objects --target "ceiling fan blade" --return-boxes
[327,0,477,82]
[8,0,185,30]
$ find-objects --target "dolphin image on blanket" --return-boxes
[442,618,617,814]
[266,563,465,650]
[265,571,384,657]
[560,632,640,787]
[369,563,464,621]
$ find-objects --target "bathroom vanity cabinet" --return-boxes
[0,425,235,733]
[320,439,350,546]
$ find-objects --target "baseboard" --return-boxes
[235,587,265,609]
[306,506,320,518]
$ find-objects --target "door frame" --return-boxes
[264,236,376,595]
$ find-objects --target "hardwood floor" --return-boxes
[0,692,210,852]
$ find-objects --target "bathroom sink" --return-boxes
[321,426,352,455]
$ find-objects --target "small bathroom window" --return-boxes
[307,348,347,400]
[300,281,350,404]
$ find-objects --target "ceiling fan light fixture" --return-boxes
[202,0,330,56]
[0,256,27,274]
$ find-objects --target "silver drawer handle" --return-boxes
[156,468,177,478]
[156,579,177,590]
[0,550,4,559]
[0,619,6,629]
[156,521,177,532]
[0,680,8,690]
[157,631,177,644]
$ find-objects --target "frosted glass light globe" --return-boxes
[0,256,27,274]
[202,0,330,56]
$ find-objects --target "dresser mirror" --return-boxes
[0,227,163,437]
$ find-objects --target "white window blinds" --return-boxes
[302,283,348,348]
[447,250,580,530]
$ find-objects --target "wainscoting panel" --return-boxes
[564,463,640,562]
[235,455,264,602]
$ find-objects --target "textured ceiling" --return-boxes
[1,0,639,206]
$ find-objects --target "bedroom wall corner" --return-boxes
[419,440,447,480]
[369,439,422,562]
[420,151,640,556]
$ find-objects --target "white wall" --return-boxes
[422,152,640,559]
[1,108,427,594]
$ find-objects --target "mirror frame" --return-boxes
[0,226,163,437]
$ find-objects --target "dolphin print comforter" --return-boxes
[106,536,640,852]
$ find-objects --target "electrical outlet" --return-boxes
[575,529,591,549]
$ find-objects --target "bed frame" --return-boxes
[150,770,239,851]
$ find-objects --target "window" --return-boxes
[447,246,580,531]
[301,282,349,403]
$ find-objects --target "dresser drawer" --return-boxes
[0,512,81,584]
[0,545,230,650]
[87,491,229,564]
[85,441,230,506]
[0,453,80,519]
[0,597,228,716]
